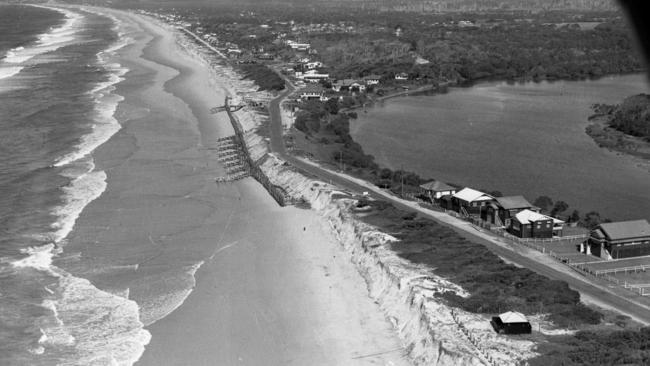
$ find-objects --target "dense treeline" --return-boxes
[313,19,642,81]
[160,4,642,84]
[608,93,650,141]
[239,64,285,91]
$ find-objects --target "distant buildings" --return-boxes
[394,25,403,37]
[286,40,311,51]
[299,84,326,101]
[363,75,381,85]
[394,72,409,80]
[588,220,650,259]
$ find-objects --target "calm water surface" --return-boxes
[351,74,650,221]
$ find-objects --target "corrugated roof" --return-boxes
[499,311,528,324]
[515,209,564,225]
[452,188,493,202]
[419,180,455,192]
[495,196,532,210]
[599,220,650,241]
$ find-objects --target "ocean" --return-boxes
[0,5,149,365]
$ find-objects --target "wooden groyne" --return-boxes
[224,97,291,206]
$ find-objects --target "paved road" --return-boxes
[267,79,650,325]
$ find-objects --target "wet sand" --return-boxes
[71,8,408,366]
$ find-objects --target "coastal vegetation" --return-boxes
[355,198,603,327]
[530,327,650,365]
[586,94,650,160]
[608,94,650,140]
[356,198,650,365]
[239,64,285,91]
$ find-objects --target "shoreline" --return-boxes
[585,113,650,173]
[68,8,411,366]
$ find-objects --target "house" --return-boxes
[509,209,564,238]
[451,188,494,216]
[482,195,536,227]
[394,25,403,37]
[363,75,381,85]
[256,52,274,60]
[419,180,456,202]
[491,311,532,334]
[395,72,408,81]
[588,219,650,259]
[288,41,311,51]
[305,61,323,69]
[298,69,329,83]
[227,48,242,58]
[299,84,325,100]
[332,79,365,92]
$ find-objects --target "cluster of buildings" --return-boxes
[419,180,650,260]
[419,182,566,239]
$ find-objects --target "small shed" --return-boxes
[491,311,532,334]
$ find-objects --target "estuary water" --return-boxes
[351,74,650,221]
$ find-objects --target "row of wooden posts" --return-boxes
[223,97,292,207]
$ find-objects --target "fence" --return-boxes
[224,97,291,206]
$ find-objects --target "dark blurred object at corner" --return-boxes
[618,1,650,74]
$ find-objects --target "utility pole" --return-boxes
[340,150,343,172]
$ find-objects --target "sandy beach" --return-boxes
[60,7,408,365]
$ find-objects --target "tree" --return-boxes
[550,201,569,217]
[569,210,580,223]
[533,196,553,213]
[582,211,602,229]
[324,98,339,115]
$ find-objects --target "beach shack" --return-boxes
[509,209,564,238]
[588,219,650,259]
[491,311,532,334]
[451,188,494,216]
[419,180,456,202]
[482,195,535,227]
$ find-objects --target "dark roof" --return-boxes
[300,84,324,94]
[419,180,455,192]
[495,196,532,210]
[598,220,650,241]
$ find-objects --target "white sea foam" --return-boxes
[54,61,128,167]
[36,273,151,365]
[11,244,59,274]
[51,170,107,243]
[0,66,24,80]
[140,261,204,326]
[4,7,83,65]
